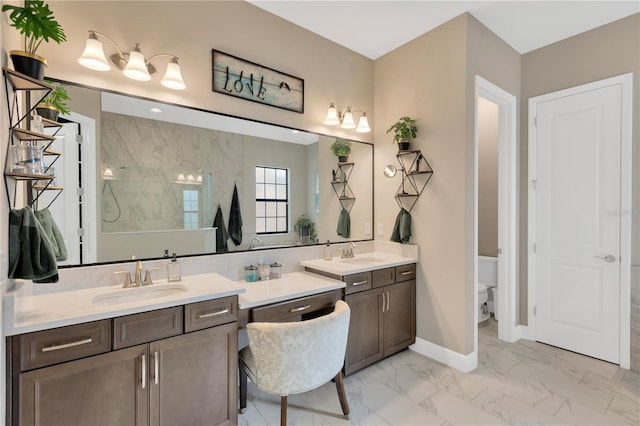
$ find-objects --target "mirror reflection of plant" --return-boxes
[294,215,317,243]
[41,80,71,115]
[330,138,351,157]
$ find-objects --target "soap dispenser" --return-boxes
[167,253,181,282]
[323,240,332,260]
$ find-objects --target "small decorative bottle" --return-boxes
[167,253,181,282]
[323,240,332,260]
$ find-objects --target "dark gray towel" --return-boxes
[390,208,412,244]
[35,208,67,261]
[336,207,351,238]
[214,206,229,253]
[228,184,243,246]
[9,207,59,283]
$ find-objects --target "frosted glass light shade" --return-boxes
[123,48,151,81]
[324,103,340,125]
[78,36,111,71]
[161,58,186,90]
[341,110,356,129]
[356,115,371,133]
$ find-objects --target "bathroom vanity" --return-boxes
[4,274,244,426]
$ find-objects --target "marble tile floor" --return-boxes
[238,318,639,425]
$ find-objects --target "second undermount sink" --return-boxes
[92,283,188,306]
[340,257,383,265]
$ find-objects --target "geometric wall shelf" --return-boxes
[393,150,433,212]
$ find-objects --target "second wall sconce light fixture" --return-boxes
[324,102,371,133]
[78,30,186,90]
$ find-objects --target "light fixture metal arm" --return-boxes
[145,53,179,65]
[89,30,126,61]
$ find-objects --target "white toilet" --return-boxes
[478,283,490,323]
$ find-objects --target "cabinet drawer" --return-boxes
[185,296,237,332]
[113,306,183,349]
[252,289,341,323]
[396,264,416,282]
[372,267,395,288]
[344,271,372,294]
[17,319,111,372]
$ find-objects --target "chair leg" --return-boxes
[239,366,248,413]
[334,371,350,418]
[280,395,287,426]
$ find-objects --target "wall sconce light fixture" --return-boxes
[78,30,186,90]
[324,102,371,133]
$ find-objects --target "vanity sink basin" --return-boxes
[92,284,188,306]
[340,257,383,265]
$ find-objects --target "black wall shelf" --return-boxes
[331,161,356,212]
[393,150,433,212]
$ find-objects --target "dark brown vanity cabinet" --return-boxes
[8,296,238,426]
[343,264,416,375]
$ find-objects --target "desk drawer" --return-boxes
[396,264,416,282]
[17,320,111,372]
[185,296,237,332]
[113,306,183,349]
[344,272,372,294]
[252,289,341,323]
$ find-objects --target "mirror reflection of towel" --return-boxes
[214,206,229,253]
[228,184,243,246]
[336,207,350,238]
[390,208,412,244]
[8,207,59,283]
[35,208,67,261]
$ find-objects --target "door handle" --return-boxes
[593,255,616,263]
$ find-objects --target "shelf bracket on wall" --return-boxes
[392,150,433,212]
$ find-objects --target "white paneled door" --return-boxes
[531,79,625,363]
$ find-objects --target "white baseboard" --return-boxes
[515,324,534,341]
[410,337,477,373]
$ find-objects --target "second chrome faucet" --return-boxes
[115,261,160,288]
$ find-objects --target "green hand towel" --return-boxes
[228,184,243,246]
[390,208,412,244]
[214,206,229,252]
[9,207,59,283]
[336,207,351,238]
[35,208,67,262]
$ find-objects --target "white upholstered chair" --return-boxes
[239,300,351,425]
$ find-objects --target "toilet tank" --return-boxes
[478,256,498,286]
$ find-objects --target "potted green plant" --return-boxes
[36,81,70,121]
[2,0,67,80]
[294,215,317,245]
[386,116,418,151]
[330,138,352,162]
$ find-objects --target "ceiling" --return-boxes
[247,1,640,59]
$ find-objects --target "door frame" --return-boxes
[527,73,633,368]
[474,76,518,352]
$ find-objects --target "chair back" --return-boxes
[242,300,350,395]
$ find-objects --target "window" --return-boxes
[255,166,288,234]
[183,189,199,229]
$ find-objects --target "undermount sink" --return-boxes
[92,283,188,306]
[340,257,383,265]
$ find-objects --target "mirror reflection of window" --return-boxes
[183,189,199,229]
[255,166,289,234]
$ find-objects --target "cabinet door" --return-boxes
[344,288,384,375]
[383,280,416,356]
[19,345,148,426]
[149,322,237,426]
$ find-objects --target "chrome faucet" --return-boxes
[114,261,160,288]
[341,242,357,259]
[250,237,262,249]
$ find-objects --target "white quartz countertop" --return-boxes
[4,272,245,336]
[300,251,418,276]
[238,271,345,309]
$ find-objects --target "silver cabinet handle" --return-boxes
[382,292,386,312]
[593,255,616,263]
[401,271,413,276]
[42,338,92,352]
[198,309,229,319]
[290,304,311,313]
[352,280,368,286]
[386,291,390,311]
[154,351,159,385]
[141,354,146,389]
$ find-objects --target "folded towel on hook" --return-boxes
[390,208,412,244]
[9,206,59,283]
[228,184,243,246]
[35,208,67,261]
[336,207,351,238]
